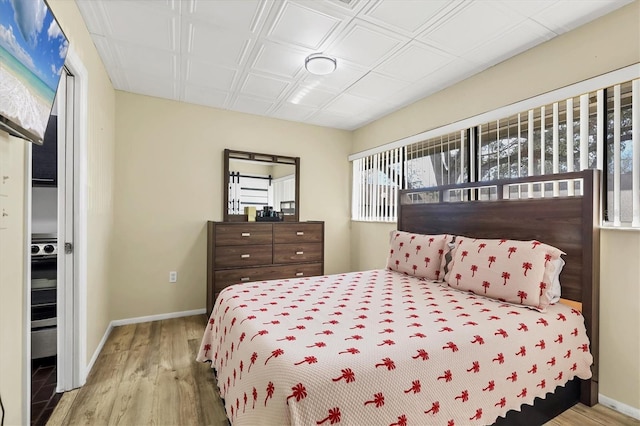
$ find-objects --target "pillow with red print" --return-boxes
[445,237,565,310]
[386,231,450,280]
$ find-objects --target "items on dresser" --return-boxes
[206,221,324,315]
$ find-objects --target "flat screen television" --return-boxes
[0,0,68,145]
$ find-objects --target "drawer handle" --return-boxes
[240,277,251,282]
[296,251,304,255]
[296,231,304,236]
[295,272,304,277]
[241,254,251,258]
[241,232,251,237]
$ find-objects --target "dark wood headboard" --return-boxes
[397,169,601,406]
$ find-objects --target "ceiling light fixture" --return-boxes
[304,53,337,75]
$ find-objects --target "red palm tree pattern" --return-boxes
[470,408,483,421]
[404,380,421,394]
[452,273,460,285]
[507,246,517,258]
[424,401,440,415]
[391,414,407,426]
[412,349,429,360]
[198,268,592,426]
[539,282,547,296]
[517,290,528,304]
[316,407,341,425]
[248,352,258,372]
[375,357,396,370]
[442,342,459,352]
[286,383,308,403]
[467,361,480,373]
[522,262,533,276]
[501,271,511,285]
[483,380,495,391]
[251,330,268,341]
[470,264,478,277]
[482,281,490,293]
[264,381,275,406]
[364,392,385,407]
[455,390,469,401]
[437,370,453,382]
[332,368,355,383]
[294,356,318,365]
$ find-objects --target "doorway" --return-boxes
[28,48,88,424]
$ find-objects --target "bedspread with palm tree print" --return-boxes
[197,269,592,425]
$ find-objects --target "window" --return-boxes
[350,68,639,228]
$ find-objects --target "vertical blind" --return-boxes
[352,76,639,228]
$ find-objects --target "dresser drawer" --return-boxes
[273,223,323,243]
[273,243,322,264]
[215,263,324,291]
[214,223,272,246]
[215,245,272,268]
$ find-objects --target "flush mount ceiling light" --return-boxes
[304,53,337,75]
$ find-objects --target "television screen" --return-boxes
[0,0,68,144]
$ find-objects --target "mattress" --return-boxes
[197,269,593,425]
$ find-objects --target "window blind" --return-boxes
[351,70,639,228]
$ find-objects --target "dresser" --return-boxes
[206,221,324,315]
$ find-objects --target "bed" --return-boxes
[198,169,600,425]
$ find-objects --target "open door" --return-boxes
[56,68,79,391]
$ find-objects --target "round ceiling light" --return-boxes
[304,53,337,75]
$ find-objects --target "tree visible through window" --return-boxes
[351,76,638,227]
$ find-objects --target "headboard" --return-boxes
[397,169,600,406]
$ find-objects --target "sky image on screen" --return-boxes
[0,0,68,142]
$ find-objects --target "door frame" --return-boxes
[57,46,88,391]
[24,45,89,421]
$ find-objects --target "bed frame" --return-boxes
[397,169,601,423]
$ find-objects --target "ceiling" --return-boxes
[75,0,632,131]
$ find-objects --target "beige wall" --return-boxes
[49,0,117,379]
[0,134,27,426]
[0,1,116,423]
[350,1,640,412]
[600,230,640,411]
[111,92,352,320]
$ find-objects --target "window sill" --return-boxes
[601,224,640,232]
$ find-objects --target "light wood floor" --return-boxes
[48,315,639,426]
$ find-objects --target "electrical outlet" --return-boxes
[169,271,177,283]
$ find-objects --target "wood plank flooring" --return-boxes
[48,315,639,426]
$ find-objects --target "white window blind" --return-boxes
[351,71,639,228]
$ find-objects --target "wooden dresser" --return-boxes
[206,221,324,315]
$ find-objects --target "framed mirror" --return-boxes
[223,149,300,222]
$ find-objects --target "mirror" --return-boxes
[224,149,300,222]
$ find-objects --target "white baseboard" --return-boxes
[599,393,640,420]
[84,308,206,379]
[110,308,206,327]
[85,321,113,379]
